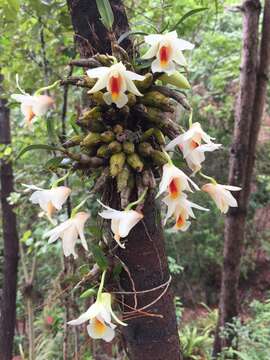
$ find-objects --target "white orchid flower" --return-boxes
[68,292,126,342]
[163,193,208,231]
[166,122,221,173]
[157,163,199,199]
[142,31,194,75]
[44,212,90,258]
[11,93,54,126]
[98,200,143,248]
[24,185,71,220]
[202,183,241,214]
[87,62,145,108]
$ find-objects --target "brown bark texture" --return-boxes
[213,0,270,356]
[66,1,181,359]
[117,192,181,360]
[0,74,19,359]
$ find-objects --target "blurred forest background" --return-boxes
[0,0,270,359]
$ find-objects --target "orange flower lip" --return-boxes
[176,214,185,228]
[93,318,107,336]
[169,179,180,199]
[159,45,171,66]
[109,75,121,99]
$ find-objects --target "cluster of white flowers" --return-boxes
[13,31,241,342]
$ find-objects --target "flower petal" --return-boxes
[87,67,110,79]
[88,75,108,93]
[125,70,145,81]
[61,225,78,258]
[50,186,71,210]
[32,95,54,116]
[115,92,128,108]
[118,210,143,238]
[68,303,100,326]
[125,77,142,97]
[175,38,195,51]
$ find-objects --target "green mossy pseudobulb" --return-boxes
[80,132,102,148]
[110,152,126,177]
[117,166,130,192]
[100,130,115,143]
[108,141,122,154]
[123,141,135,154]
[127,153,144,172]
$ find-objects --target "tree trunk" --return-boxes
[0,74,19,360]
[66,1,181,359]
[118,192,181,360]
[213,0,265,356]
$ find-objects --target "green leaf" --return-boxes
[96,0,114,30]
[118,30,148,45]
[16,144,60,160]
[80,288,97,299]
[8,0,20,12]
[91,244,109,271]
[171,8,208,31]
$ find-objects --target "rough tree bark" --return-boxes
[213,0,270,356]
[0,74,20,360]
[66,1,181,359]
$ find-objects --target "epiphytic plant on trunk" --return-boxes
[13,1,241,359]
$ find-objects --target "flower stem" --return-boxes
[51,171,71,188]
[188,109,193,128]
[16,74,27,95]
[162,149,173,165]
[71,195,91,218]
[34,80,60,96]
[199,171,217,184]
[125,188,148,211]
[97,270,107,301]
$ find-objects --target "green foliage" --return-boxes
[96,0,115,30]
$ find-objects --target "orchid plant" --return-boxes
[14,24,241,343]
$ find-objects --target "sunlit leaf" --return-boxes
[171,8,208,31]
[96,0,114,30]
[16,144,60,160]
[118,30,148,45]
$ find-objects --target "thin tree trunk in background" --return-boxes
[245,0,270,193]
[66,1,181,359]
[213,0,263,356]
[0,74,19,360]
